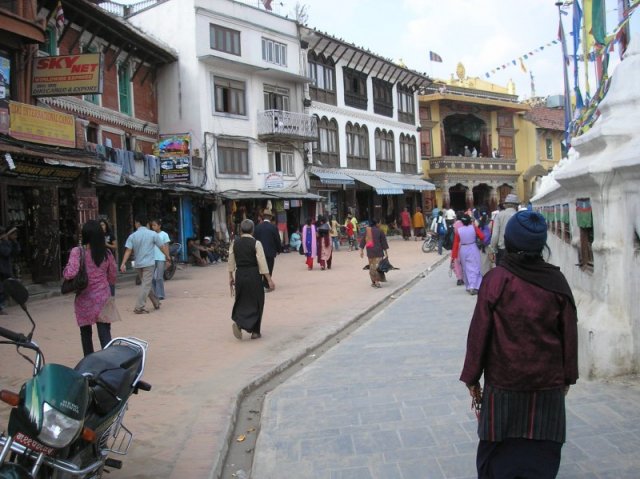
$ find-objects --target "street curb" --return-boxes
[210,252,451,479]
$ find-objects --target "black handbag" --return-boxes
[61,247,88,295]
[377,256,393,273]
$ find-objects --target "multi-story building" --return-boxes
[128,0,319,243]
[298,26,434,225]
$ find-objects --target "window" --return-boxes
[268,145,294,176]
[263,84,289,111]
[83,44,99,105]
[420,129,432,157]
[375,128,394,172]
[210,24,241,56]
[308,53,336,105]
[343,67,368,110]
[313,116,339,167]
[346,123,369,169]
[217,139,249,175]
[545,138,553,160]
[497,112,514,128]
[0,51,12,100]
[118,64,131,115]
[419,106,431,120]
[86,123,98,144]
[39,27,57,56]
[498,135,514,158]
[400,134,417,173]
[214,77,246,115]
[397,85,415,124]
[262,38,287,66]
[576,198,594,272]
[373,78,393,117]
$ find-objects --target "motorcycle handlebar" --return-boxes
[0,326,27,344]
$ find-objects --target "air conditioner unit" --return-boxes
[191,156,204,169]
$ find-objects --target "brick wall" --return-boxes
[133,64,157,123]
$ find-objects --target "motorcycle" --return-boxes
[163,242,182,281]
[0,278,151,478]
[422,231,438,253]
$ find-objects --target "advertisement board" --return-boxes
[32,53,103,97]
[9,101,75,148]
[154,134,191,183]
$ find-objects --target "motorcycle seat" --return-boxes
[75,345,143,415]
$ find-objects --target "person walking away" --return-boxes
[347,213,359,250]
[0,226,20,314]
[430,211,446,255]
[329,215,340,251]
[400,207,411,240]
[253,209,282,290]
[489,193,518,266]
[99,219,117,296]
[451,214,485,295]
[316,216,333,270]
[302,218,317,270]
[120,217,171,314]
[345,214,355,251]
[150,219,170,300]
[359,218,389,288]
[477,211,492,275]
[460,210,578,478]
[63,220,117,356]
[451,212,465,285]
[412,206,426,241]
[228,219,274,340]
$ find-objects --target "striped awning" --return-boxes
[310,169,355,185]
[348,173,403,195]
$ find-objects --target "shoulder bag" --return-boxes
[61,247,89,295]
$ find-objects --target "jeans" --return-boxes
[437,234,444,255]
[331,236,340,250]
[80,322,111,357]
[152,260,166,299]
[136,266,159,310]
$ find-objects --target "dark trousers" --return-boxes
[80,322,111,357]
[496,248,507,266]
[262,256,275,289]
[477,438,562,479]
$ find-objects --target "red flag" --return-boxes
[429,51,442,63]
[263,0,273,11]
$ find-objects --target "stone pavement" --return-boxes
[252,261,640,479]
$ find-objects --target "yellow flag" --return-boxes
[582,0,593,93]
[519,58,527,73]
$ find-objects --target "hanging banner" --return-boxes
[32,53,103,97]
[155,133,191,183]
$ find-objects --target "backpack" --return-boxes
[442,227,454,250]
[437,219,446,236]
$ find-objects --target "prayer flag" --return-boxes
[592,0,606,45]
[263,0,273,11]
[519,58,527,73]
[55,1,65,34]
[429,51,443,63]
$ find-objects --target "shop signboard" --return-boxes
[1,54,11,134]
[9,102,75,148]
[9,161,83,183]
[155,134,191,183]
[32,53,103,97]
[264,172,284,189]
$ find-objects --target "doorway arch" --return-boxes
[472,183,492,211]
[448,183,467,212]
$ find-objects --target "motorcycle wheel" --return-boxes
[0,463,33,479]
[163,261,176,281]
[422,237,436,253]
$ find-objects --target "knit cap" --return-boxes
[504,210,547,253]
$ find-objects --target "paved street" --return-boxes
[252,260,640,479]
[0,236,441,479]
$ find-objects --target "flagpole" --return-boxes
[557,1,573,147]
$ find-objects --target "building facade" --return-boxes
[299,26,434,227]
[418,64,566,216]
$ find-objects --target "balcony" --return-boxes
[257,110,318,142]
[428,156,517,173]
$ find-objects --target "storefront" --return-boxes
[0,141,101,283]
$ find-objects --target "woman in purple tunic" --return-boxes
[451,214,485,295]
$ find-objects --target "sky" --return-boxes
[120,0,639,101]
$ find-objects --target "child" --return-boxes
[346,220,355,251]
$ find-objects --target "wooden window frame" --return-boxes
[308,53,336,105]
[373,78,393,117]
[268,145,295,176]
[400,134,417,173]
[421,128,432,157]
[346,122,369,169]
[313,116,340,167]
[397,85,415,125]
[213,77,246,116]
[375,128,395,172]
[263,84,289,111]
[117,63,132,116]
[343,67,368,110]
[217,139,249,176]
[498,135,514,158]
[497,112,514,128]
[210,24,241,56]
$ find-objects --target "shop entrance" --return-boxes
[448,184,467,212]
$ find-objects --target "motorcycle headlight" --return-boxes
[38,402,83,448]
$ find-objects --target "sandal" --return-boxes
[134,308,150,314]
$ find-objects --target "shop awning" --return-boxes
[309,168,355,186]
[347,173,404,195]
[0,140,102,168]
[381,174,435,191]
[221,190,325,201]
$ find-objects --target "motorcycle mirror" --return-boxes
[3,278,28,306]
